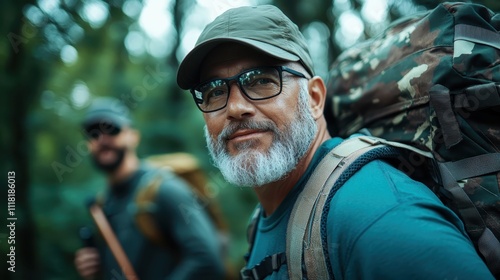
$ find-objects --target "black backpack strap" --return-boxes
[243,205,261,264]
[454,24,500,53]
[240,252,286,280]
[429,84,462,148]
[240,205,287,280]
[438,153,500,276]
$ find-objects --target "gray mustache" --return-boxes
[220,120,278,140]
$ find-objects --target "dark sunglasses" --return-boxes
[84,123,121,139]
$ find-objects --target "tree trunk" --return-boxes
[2,1,43,279]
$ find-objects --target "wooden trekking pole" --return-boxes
[89,204,139,280]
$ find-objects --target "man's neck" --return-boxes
[108,155,140,185]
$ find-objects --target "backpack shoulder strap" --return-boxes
[243,205,262,263]
[286,136,406,279]
[89,203,139,279]
[438,154,500,275]
[134,169,174,248]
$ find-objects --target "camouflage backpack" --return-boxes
[325,1,500,276]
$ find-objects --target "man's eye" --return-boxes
[205,89,226,103]
[208,89,225,98]
[255,78,273,85]
[245,75,278,87]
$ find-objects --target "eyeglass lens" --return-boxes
[193,67,282,112]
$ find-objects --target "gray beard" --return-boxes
[204,85,318,187]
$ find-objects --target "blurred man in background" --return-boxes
[74,97,224,280]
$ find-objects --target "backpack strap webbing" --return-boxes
[243,205,262,263]
[438,153,500,276]
[286,136,406,280]
[455,24,500,51]
[240,206,275,280]
[240,252,286,280]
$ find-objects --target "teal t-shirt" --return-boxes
[246,137,493,279]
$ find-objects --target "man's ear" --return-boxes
[307,76,327,120]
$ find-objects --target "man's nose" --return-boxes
[225,83,256,119]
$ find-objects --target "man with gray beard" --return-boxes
[176,5,493,280]
[205,81,316,187]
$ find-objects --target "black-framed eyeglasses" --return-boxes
[84,122,121,139]
[190,66,308,113]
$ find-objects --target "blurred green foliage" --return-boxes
[1,0,498,279]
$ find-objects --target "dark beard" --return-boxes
[91,148,126,173]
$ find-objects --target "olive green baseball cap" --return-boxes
[176,5,314,90]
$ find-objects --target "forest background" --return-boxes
[1,0,498,279]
